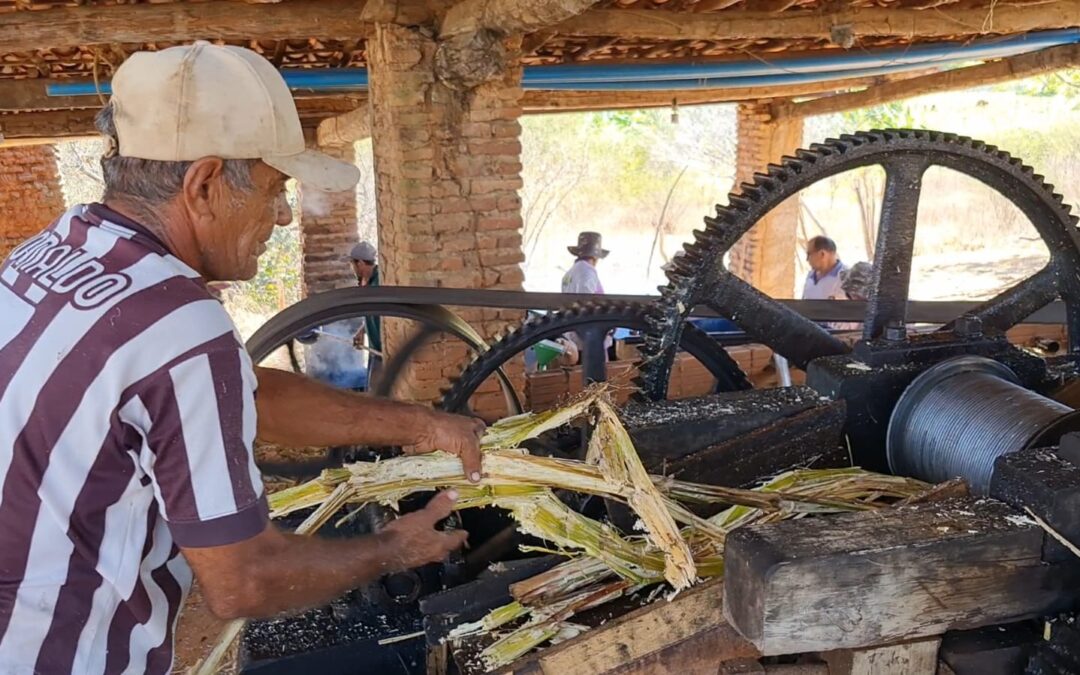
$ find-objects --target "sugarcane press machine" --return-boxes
[239,131,1080,674]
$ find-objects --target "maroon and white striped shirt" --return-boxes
[0,204,267,674]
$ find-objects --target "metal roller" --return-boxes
[887,356,1080,494]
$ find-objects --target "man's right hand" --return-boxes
[376,490,469,572]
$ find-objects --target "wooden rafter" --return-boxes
[0,0,374,54]
[440,0,603,39]
[0,95,365,143]
[554,4,1080,41]
[0,78,364,112]
[5,1,1077,57]
[773,43,1080,119]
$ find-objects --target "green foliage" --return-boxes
[840,101,919,130]
[1005,70,1080,101]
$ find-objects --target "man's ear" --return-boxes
[182,157,227,219]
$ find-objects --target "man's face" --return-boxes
[352,259,374,282]
[806,247,834,274]
[198,162,291,282]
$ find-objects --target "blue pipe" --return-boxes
[521,28,1080,84]
[46,29,1079,97]
[530,44,1051,91]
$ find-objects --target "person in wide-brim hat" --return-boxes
[567,231,610,260]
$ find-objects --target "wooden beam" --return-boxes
[0,96,360,142]
[517,73,906,112]
[822,638,942,675]
[0,0,373,54]
[774,43,1080,119]
[316,103,371,146]
[555,3,1080,41]
[441,0,602,39]
[497,578,759,674]
[0,79,94,112]
[723,496,1080,656]
[0,77,366,112]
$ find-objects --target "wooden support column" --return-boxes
[0,144,64,259]
[728,101,802,298]
[298,138,360,296]
[367,22,525,410]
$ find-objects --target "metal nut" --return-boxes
[954,314,983,338]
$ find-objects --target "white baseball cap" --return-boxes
[109,41,360,192]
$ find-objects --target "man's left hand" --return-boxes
[405,411,486,483]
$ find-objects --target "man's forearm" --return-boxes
[254,366,432,448]
[185,493,467,620]
[231,529,396,618]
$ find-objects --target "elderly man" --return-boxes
[0,43,482,674]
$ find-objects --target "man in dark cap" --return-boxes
[349,240,383,383]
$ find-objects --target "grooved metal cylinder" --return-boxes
[887,356,1080,495]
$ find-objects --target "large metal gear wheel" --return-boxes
[440,300,752,413]
[637,129,1080,401]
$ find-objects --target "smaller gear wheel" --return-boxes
[440,300,751,413]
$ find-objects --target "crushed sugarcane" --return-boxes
[199,385,933,673]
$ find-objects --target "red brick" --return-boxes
[471,178,523,195]
[467,140,522,156]
[432,212,473,233]
[477,216,521,231]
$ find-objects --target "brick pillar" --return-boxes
[0,145,65,259]
[728,102,803,298]
[298,140,361,296]
[368,23,525,411]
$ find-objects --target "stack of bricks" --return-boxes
[298,140,361,296]
[368,23,526,412]
[0,145,65,260]
[727,101,803,298]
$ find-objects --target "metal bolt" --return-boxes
[884,320,906,342]
[954,314,983,338]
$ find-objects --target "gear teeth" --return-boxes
[727,195,751,210]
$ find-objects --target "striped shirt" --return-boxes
[0,204,267,674]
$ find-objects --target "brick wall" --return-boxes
[728,102,803,298]
[0,145,65,260]
[368,23,525,410]
[298,141,361,296]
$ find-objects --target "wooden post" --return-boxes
[728,100,803,298]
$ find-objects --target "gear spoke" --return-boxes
[705,272,847,370]
[864,156,930,339]
[957,262,1060,335]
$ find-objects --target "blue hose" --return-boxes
[45,28,1080,97]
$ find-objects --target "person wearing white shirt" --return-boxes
[802,235,848,301]
[559,232,611,363]
[562,231,608,294]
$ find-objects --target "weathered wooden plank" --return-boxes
[440,0,601,39]
[498,578,759,675]
[554,4,1080,41]
[0,0,373,53]
[822,637,941,675]
[775,44,1080,119]
[723,497,1080,655]
[0,96,363,142]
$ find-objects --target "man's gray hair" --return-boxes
[95,104,257,207]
